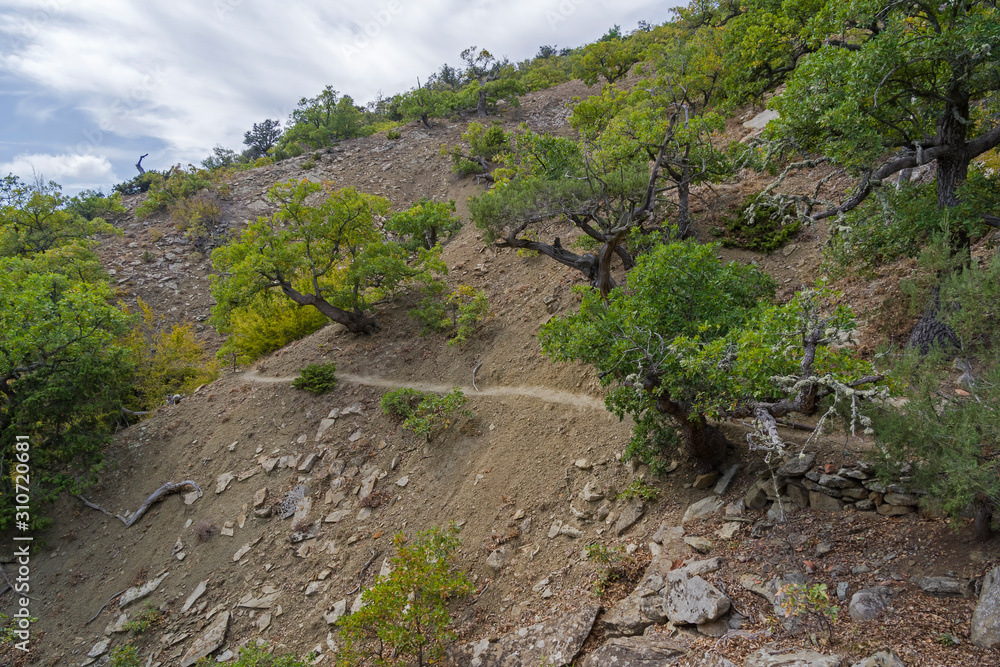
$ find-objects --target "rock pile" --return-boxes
[744,454,924,518]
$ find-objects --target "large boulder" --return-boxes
[849,586,894,622]
[662,569,730,625]
[581,636,686,667]
[179,611,229,667]
[603,591,658,637]
[972,565,1000,648]
[455,605,600,666]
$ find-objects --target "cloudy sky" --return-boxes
[0,0,680,194]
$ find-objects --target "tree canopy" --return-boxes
[210,179,445,335]
[541,241,884,472]
[768,0,1000,234]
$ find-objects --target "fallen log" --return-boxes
[116,481,201,528]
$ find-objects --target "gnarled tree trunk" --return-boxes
[648,380,729,472]
[277,281,381,335]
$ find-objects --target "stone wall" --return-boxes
[743,453,922,519]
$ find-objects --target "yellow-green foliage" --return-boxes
[135,166,225,218]
[216,290,328,365]
[447,285,489,348]
[169,191,222,248]
[120,299,219,410]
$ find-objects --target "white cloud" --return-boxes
[0,0,679,186]
[0,153,118,189]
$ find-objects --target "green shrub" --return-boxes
[336,525,473,667]
[868,244,1000,532]
[387,198,462,251]
[194,643,311,666]
[135,166,222,218]
[113,171,160,196]
[291,363,338,395]
[409,284,489,346]
[122,603,163,635]
[110,643,143,667]
[214,290,328,365]
[410,281,452,335]
[585,543,626,596]
[775,583,839,639]
[65,189,125,221]
[715,195,800,253]
[616,479,658,502]
[169,191,223,250]
[446,122,510,176]
[120,299,219,412]
[386,129,402,140]
[447,286,489,348]
[381,388,471,440]
[380,387,424,419]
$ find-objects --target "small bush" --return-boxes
[195,643,312,666]
[616,479,658,502]
[446,122,510,176]
[65,189,125,221]
[114,171,160,196]
[110,643,143,667]
[715,195,800,253]
[135,166,223,218]
[336,525,473,667]
[213,290,329,365]
[409,284,488,346]
[447,285,489,347]
[585,543,626,596]
[868,242,1000,533]
[775,583,838,639]
[386,129,402,140]
[381,387,471,440]
[120,299,219,412]
[123,603,163,635]
[292,363,338,395]
[169,191,223,250]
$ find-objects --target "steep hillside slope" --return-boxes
[6,80,1000,667]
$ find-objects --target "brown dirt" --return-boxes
[4,79,1000,667]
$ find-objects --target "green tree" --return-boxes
[572,22,731,237]
[766,1,1000,237]
[575,33,643,86]
[459,46,525,118]
[398,80,463,129]
[470,126,649,296]
[337,525,473,666]
[867,239,1000,540]
[243,118,282,159]
[0,261,134,528]
[0,176,117,256]
[387,198,462,251]
[540,241,885,471]
[210,179,444,335]
[279,86,366,151]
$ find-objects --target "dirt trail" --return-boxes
[240,369,607,410]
